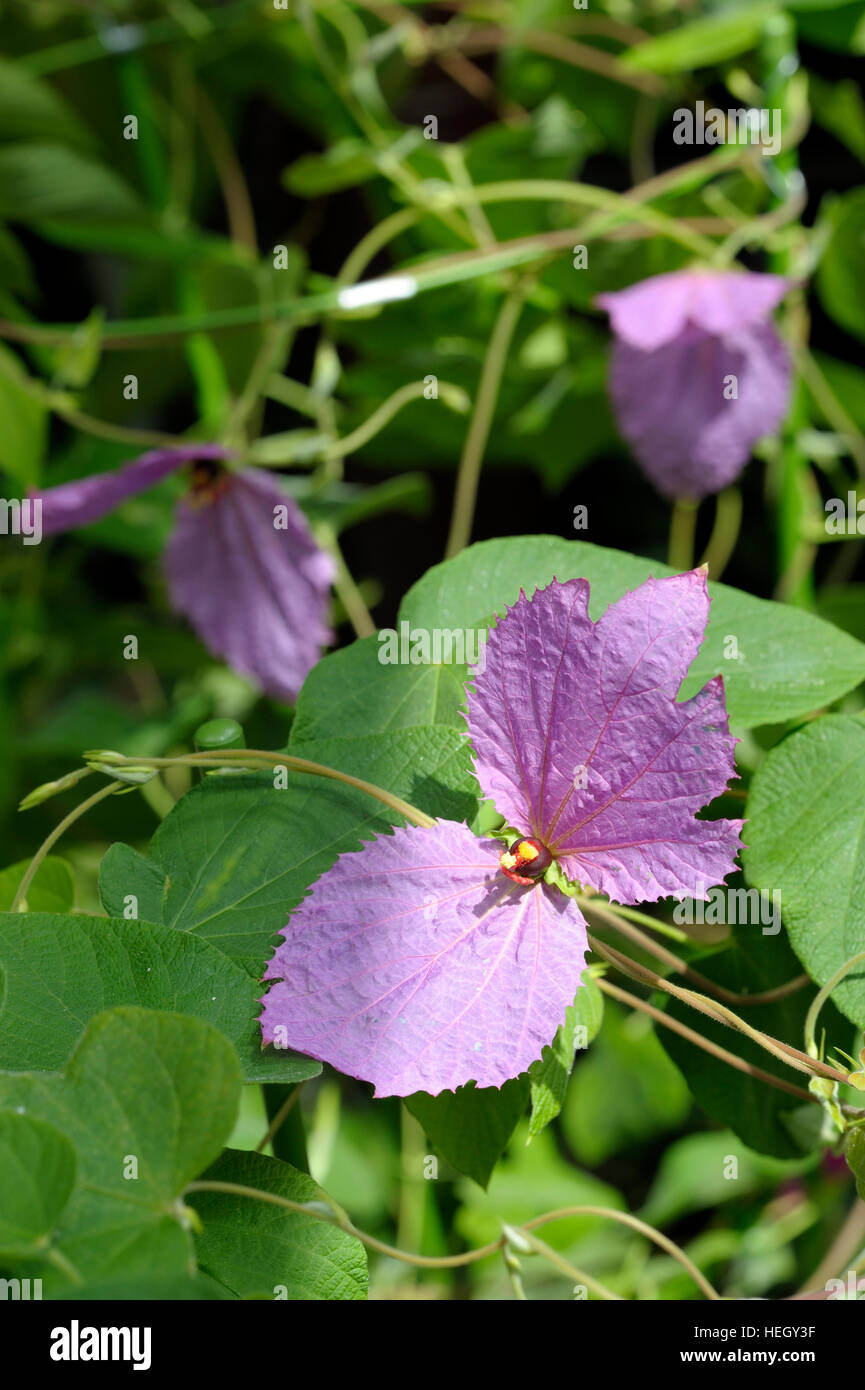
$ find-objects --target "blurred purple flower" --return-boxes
[31,446,334,703]
[260,568,742,1097]
[597,269,794,500]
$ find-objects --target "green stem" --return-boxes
[576,895,690,944]
[668,497,699,571]
[446,278,532,557]
[589,933,849,1086]
[85,750,436,828]
[0,157,733,351]
[434,177,718,258]
[262,1085,309,1173]
[317,526,377,639]
[513,1227,623,1300]
[21,0,262,76]
[700,487,743,581]
[794,345,865,480]
[337,208,420,288]
[0,351,190,449]
[11,780,124,911]
[804,950,865,1062]
[182,1179,721,1298]
[522,1207,721,1301]
[598,977,813,1105]
[583,898,808,1008]
[322,380,468,460]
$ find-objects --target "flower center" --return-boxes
[499,837,552,884]
[187,459,231,506]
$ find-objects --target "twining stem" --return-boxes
[225,322,293,442]
[450,25,667,97]
[588,933,850,1087]
[794,345,865,479]
[512,1227,623,1301]
[0,349,188,449]
[85,750,436,829]
[11,780,125,912]
[190,81,258,254]
[700,487,743,582]
[337,207,420,288]
[183,1178,504,1267]
[597,978,812,1104]
[500,1240,527,1300]
[0,135,782,360]
[321,380,468,459]
[318,526,377,639]
[668,497,699,571]
[256,1083,307,1155]
[182,1180,721,1299]
[804,949,865,1060]
[797,1200,865,1296]
[584,898,809,1008]
[262,1084,309,1173]
[523,1208,721,1301]
[579,896,690,944]
[432,178,717,259]
[0,151,734,351]
[445,277,532,557]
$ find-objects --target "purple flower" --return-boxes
[31,447,334,703]
[260,568,743,1097]
[597,269,794,500]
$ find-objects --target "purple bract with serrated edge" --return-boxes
[30,447,333,703]
[597,269,793,500]
[260,568,743,1097]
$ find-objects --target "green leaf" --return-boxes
[47,1273,234,1301]
[291,635,469,741]
[406,1079,530,1188]
[283,138,378,195]
[0,144,145,224]
[639,1130,812,1228]
[809,76,865,164]
[142,743,476,973]
[291,730,479,826]
[623,4,776,72]
[398,536,865,729]
[0,856,74,913]
[796,0,865,55]
[817,189,865,342]
[528,972,604,1139]
[0,342,47,488]
[455,1122,625,1253]
[0,1007,241,1286]
[0,1112,77,1260]
[189,1149,367,1300]
[98,843,167,924]
[0,61,92,147]
[660,923,849,1157]
[743,714,865,1028]
[561,1001,691,1164]
[0,912,319,1085]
